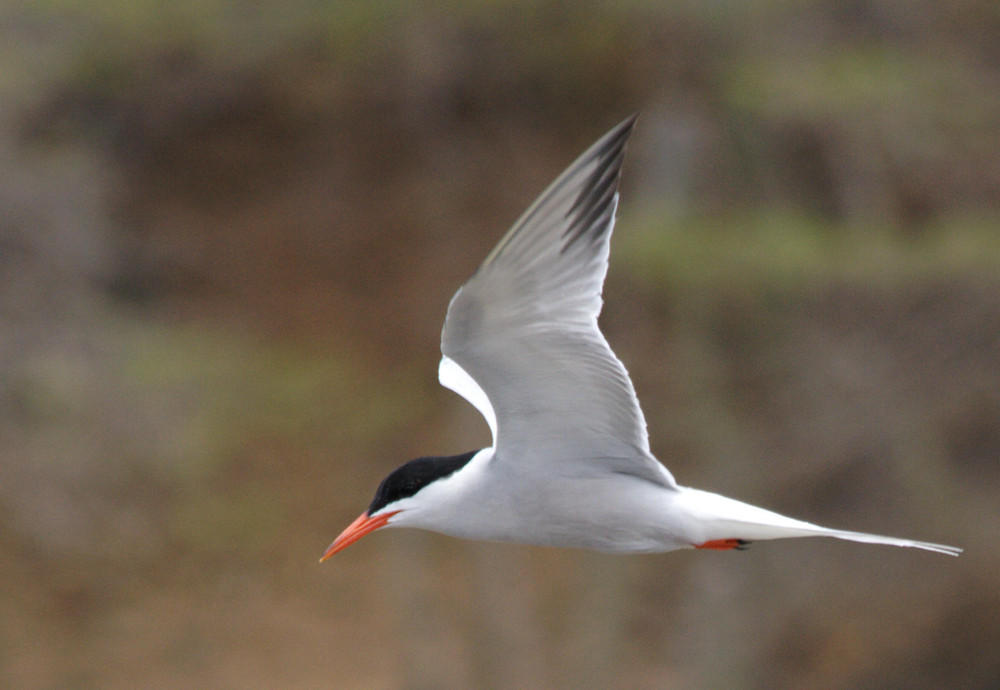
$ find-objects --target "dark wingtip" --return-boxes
[598,113,639,157]
[611,112,640,145]
[560,115,638,253]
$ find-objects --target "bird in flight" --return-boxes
[322,116,961,561]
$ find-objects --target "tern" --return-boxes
[322,116,961,561]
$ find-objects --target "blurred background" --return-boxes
[1,1,998,688]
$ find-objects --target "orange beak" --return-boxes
[320,510,401,561]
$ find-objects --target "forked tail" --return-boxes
[803,527,962,556]
[678,488,962,556]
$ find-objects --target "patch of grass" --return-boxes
[169,482,283,556]
[724,43,1000,140]
[117,319,422,484]
[617,205,1000,292]
[110,318,428,554]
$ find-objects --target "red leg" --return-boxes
[694,538,751,551]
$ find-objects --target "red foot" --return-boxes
[694,538,751,551]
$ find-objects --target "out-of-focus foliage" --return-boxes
[1,1,998,688]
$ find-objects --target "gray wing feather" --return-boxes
[440,116,675,488]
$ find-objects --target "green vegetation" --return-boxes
[2,1,998,687]
[620,207,1000,292]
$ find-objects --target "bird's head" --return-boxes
[320,450,480,560]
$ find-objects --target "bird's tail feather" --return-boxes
[801,527,962,556]
[677,488,962,556]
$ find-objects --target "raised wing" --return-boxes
[438,116,675,487]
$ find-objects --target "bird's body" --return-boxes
[376,449,677,553]
[322,116,961,560]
